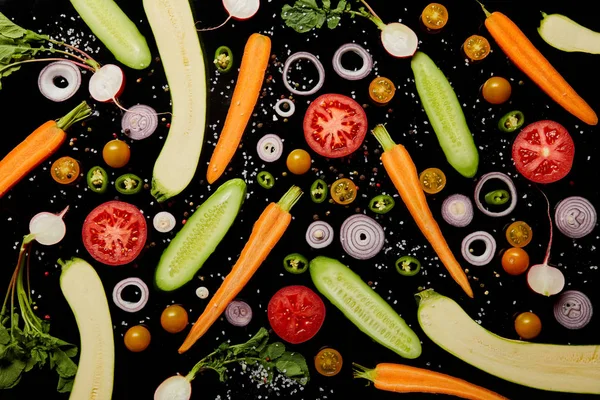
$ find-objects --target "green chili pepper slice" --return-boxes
[310,179,327,203]
[485,189,510,205]
[283,253,309,274]
[369,194,395,214]
[115,173,142,195]
[498,110,524,133]
[214,46,233,73]
[86,166,108,194]
[257,171,274,189]
[395,256,421,276]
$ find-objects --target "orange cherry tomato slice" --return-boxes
[314,348,343,377]
[51,156,80,184]
[419,168,446,194]
[463,35,491,61]
[421,3,449,30]
[330,178,357,205]
[368,77,396,105]
[506,221,533,247]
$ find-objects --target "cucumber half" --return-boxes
[411,51,479,178]
[538,12,600,54]
[155,178,246,291]
[309,256,421,359]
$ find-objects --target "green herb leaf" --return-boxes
[260,342,286,361]
[275,352,310,384]
[0,12,47,42]
[0,324,9,345]
[0,359,25,389]
[57,375,74,393]
[281,0,328,33]
[232,327,269,356]
[327,0,347,29]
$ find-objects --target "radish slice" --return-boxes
[223,0,260,20]
[38,61,81,102]
[380,23,419,58]
[154,375,192,400]
[89,64,125,102]
[29,206,69,246]
[527,264,565,296]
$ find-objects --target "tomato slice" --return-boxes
[512,120,574,184]
[82,201,147,266]
[303,93,367,158]
[267,285,325,344]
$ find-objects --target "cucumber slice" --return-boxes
[417,289,600,394]
[411,51,479,178]
[69,0,151,70]
[155,178,246,291]
[309,256,421,359]
[538,12,600,54]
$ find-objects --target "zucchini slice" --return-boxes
[538,12,600,54]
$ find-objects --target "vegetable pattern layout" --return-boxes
[0,0,598,399]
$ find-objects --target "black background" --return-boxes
[1,0,599,399]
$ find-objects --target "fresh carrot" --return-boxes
[206,33,271,184]
[372,125,473,298]
[0,101,92,198]
[178,185,303,353]
[479,3,597,126]
[353,363,508,400]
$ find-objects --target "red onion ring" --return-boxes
[282,51,325,96]
[474,172,517,217]
[332,43,373,81]
[553,290,593,329]
[274,99,295,118]
[112,278,149,313]
[38,61,81,102]
[461,231,496,266]
[554,196,597,239]
[225,300,253,327]
[306,221,334,249]
[441,194,474,227]
[122,104,159,140]
[340,214,385,260]
[256,134,283,162]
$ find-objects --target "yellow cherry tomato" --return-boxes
[421,3,448,30]
[482,77,512,105]
[286,149,312,175]
[103,139,131,168]
[160,305,189,334]
[50,156,80,184]
[506,221,532,248]
[330,178,357,205]
[368,77,396,105]
[501,247,530,276]
[314,348,343,377]
[515,312,542,340]
[463,35,491,61]
[419,167,446,194]
[124,325,151,352]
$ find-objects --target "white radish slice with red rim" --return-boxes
[154,375,192,400]
[381,23,419,58]
[38,61,81,102]
[29,206,69,246]
[223,0,260,20]
[89,64,126,102]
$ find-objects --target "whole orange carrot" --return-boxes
[354,363,508,400]
[372,124,473,297]
[179,186,303,353]
[480,3,597,126]
[0,101,92,198]
[206,33,271,184]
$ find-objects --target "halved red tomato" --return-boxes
[512,120,574,184]
[267,285,325,344]
[82,201,147,266]
[303,93,368,158]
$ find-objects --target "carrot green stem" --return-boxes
[352,363,376,382]
[476,0,491,18]
[48,39,100,70]
[372,124,397,152]
[277,186,303,212]
[56,101,92,131]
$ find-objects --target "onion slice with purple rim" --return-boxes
[256,134,283,162]
[38,61,81,102]
[554,196,597,239]
[122,104,159,140]
[274,98,295,118]
[112,278,149,313]
[225,300,253,327]
[340,214,385,260]
[29,206,69,246]
[306,221,334,249]
[553,290,593,329]
[282,52,325,96]
[441,194,473,227]
[461,231,496,266]
[474,172,518,217]
[332,43,373,81]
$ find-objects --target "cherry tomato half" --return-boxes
[419,168,446,194]
[421,3,448,31]
[103,139,131,168]
[482,77,512,105]
[506,221,533,248]
[330,178,357,205]
[501,247,530,276]
[368,77,396,105]
[124,325,151,352]
[463,35,490,61]
[314,348,343,377]
[51,156,80,184]
[515,312,542,340]
[286,149,312,175]
[160,305,189,334]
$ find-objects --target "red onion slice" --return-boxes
[274,98,295,118]
[553,290,593,329]
[340,214,385,260]
[225,300,253,327]
[441,194,474,227]
[256,134,283,162]
[332,43,373,81]
[461,231,496,266]
[122,104,159,140]
[38,61,81,102]
[554,196,597,239]
[112,278,149,313]
[306,221,334,249]
[282,52,325,96]
[474,172,518,217]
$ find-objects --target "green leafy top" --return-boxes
[0,12,48,43]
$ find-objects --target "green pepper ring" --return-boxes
[283,253,309,274]
[369,194,395,214]
[214,46,233,73]
[115,173,143,195]
[395,256,421,276]
[257,171,275,189]
[484,189,510,206]
[498,110,524,133]
[86,166,108,194]
[310,179,327,203]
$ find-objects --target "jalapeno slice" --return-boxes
[369,194,395,214]
[395,256,421,276]
[115,173,143,195]
[283,253,309,274]
[310,179,327,203]
[86,166,108,194]
[498,111,524,133]
[214,46,233,73]
[257,171,274,189]
[485,189,510,205]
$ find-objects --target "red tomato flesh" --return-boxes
[303,93,367,158]
[267,285,325,344]
[512,120,574,184]
[82,201,147,266]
